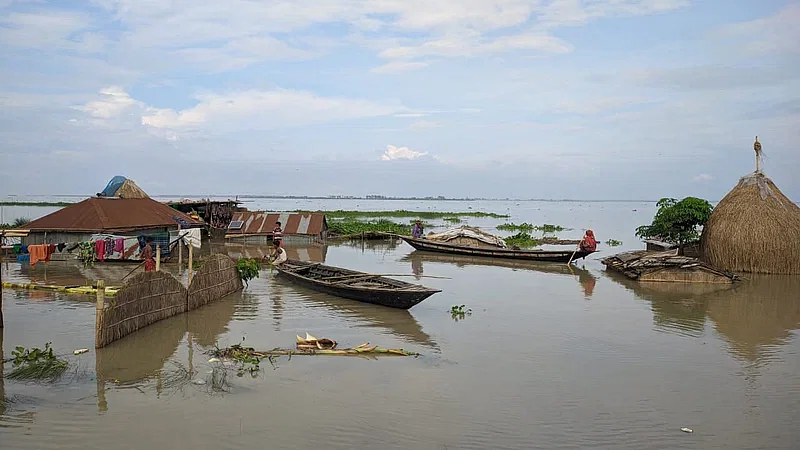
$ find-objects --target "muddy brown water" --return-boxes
[2,216,799,449]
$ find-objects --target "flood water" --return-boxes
[2,201,799,449]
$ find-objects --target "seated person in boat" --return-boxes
[412,220,424,238]
[579,230,597,252]
[268,240,288,265]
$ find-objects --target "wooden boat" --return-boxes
[399,236,596,263]
[274,260,441,309]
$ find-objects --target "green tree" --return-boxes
[635,197,713,245]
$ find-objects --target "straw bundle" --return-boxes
[700,172,800,274]
[115,179,149,199]
[96,271,188,348]
[187,254,243,310]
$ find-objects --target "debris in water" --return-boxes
[681,427,693,434]
[73,349,89,355]
[208,357,220,363]
[192,379,207,385]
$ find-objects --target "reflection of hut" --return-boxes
[602,250,738,283]
[700,141,800,274]
[705,275,800,362]
[225,211,328,244]
[216,242,327,263]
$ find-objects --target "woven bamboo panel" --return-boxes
[187,253,243,310]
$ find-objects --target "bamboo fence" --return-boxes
[95,253,243,348]
[187,254,243,310]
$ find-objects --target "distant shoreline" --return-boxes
[1,197,663,206]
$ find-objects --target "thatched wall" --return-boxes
[700,173,800,274]
[187,254,243,310]
[96,271,188,348]
[95,252,244,348]
[639,266,734,284]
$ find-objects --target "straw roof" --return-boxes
[700,172,800,274]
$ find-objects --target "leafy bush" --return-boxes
[635,197,713,245]
[236,258,260,286]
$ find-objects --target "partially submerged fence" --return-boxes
[95,253,242,348]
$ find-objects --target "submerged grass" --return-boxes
[295,209,510,219]
[497,222,569,233]
[327,218,411,236]
[503,232,543,248]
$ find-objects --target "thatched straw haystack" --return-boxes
[700,171,800,274]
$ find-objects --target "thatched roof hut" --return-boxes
[700,171,800,274]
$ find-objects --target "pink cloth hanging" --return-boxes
[95,240,105,262]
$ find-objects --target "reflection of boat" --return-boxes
[275,260,441,309]
[400,236,595,263]
[282,280,438,349]
[402,250,598,297]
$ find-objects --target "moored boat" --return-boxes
[274,259,441,309]
[399,236,596,263]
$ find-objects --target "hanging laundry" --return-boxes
[114,238,124,253]
[48,243,56,258]
[57,243,66,252]
[21,244,28,254]
[95,239,106,262]
[28,244,49,266]
[181,227,202,249]
[105,238,114,257]
[13,244,21,254]
[66,242,79,252]
[137,236,146,250]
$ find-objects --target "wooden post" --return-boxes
[94,280,105,349]
[178,224,183,270]
[188,245,194,286]
[0,242,4,329]
[155,244,161,272]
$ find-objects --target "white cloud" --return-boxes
[409,120,441,130]
[381,145,428,161]
[371,61,429,74]
[378,33,572,61]
[74,86,141,119]
[140,89,406,131]
[713,4,800,56]
[693,173,714,182]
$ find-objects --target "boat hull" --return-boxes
[275,260,440,310]
[400,236,595,263]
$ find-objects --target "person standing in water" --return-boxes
[273,221,283,247]
[142,236,156,272]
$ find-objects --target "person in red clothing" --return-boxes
[580,230,598,252]
[142,237,156,272]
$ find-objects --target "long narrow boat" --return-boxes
[274,260,441,310]
[399,236,596,263]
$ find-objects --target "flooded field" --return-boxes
[2,201,799,449]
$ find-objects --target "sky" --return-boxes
[0,0,798,200]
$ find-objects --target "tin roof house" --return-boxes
[224,211,328,244]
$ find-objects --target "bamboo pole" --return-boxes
[178,224,183,270]
[94,280,105,349]
[155,244,161,272]
[1,246,4,328]
[188,245,194,286]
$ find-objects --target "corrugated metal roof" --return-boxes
[228,211,327,236]
[23,197,203,233]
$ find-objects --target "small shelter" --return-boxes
[97,176,149,199]
[700,138,800,275]
[224,211,328,244]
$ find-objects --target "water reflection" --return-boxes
[401,251,598,298]
[213,242,327,262]
[604,270,800,364]
[95,292,241,411]
[284,280,438,350]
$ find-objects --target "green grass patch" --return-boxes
[443,217,462,223]
[327,218,411,236]
[503,232,543,248]
[605,239,623,247]
[295,209,509,219]
[497,222,567,233]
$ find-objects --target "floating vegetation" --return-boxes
[503,232,543,248]
[6,343,69,382]
[605,239,623,247]
[497,222,568,233]
[443,217,462,223]
[235,258,260,286]
[450,305,472,321]
[295,209,509,219]
[327,218,411,236]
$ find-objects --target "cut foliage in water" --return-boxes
[450,305,472,321]
[6,343,69,382]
